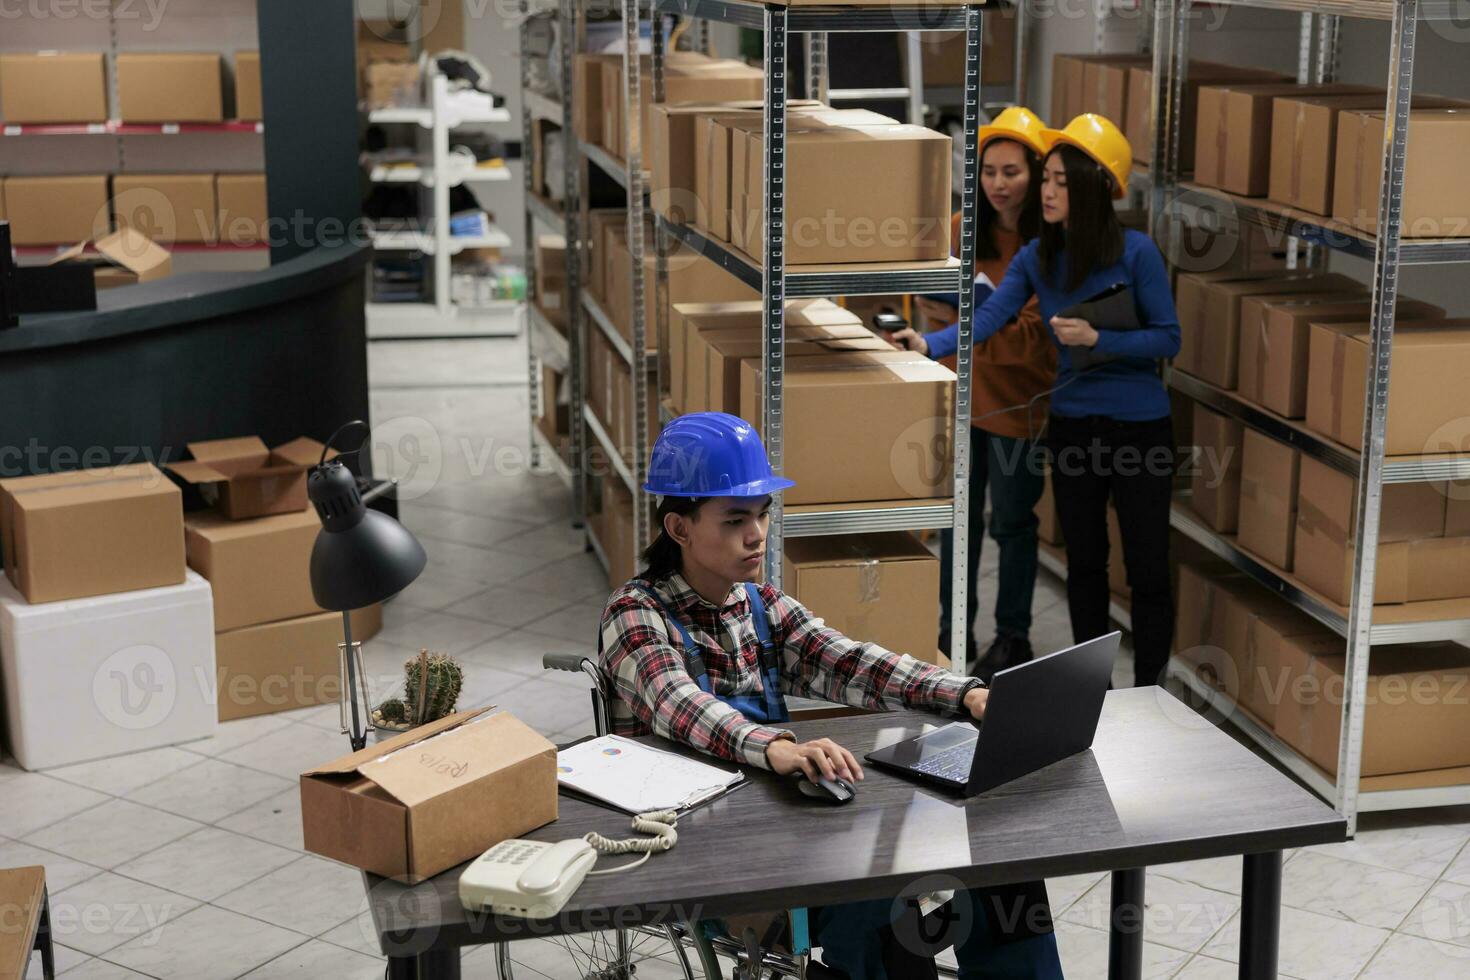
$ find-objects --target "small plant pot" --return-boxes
[370,705,418,742]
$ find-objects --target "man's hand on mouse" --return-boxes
[766,737,864,783]
[964,686,989,721]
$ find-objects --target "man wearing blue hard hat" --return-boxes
[599,412,1063,980]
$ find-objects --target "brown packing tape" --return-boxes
[1216,94,1228,186]
[8,470,166,497]
[1296,494,1349,542]
[1290,103,1305,205]
[859,559,880,604]
[1240,476,1260,502]
[1330,334,1346,444]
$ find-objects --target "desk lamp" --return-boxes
[308,421,427,750]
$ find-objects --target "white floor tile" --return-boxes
[23,799,203,870]
[417,512,535,549]
[1045,872,1105,916]
[511,552,614,603]
[49,872,201,955]
[1306,813,1470,880]
[375,609,507,656]
[216,855,367,937]
[1358,932,1470,979]
[180,713,294,759]
[0,838,104,893]
[51,959,153,979]
[316,908,382,956]
[0,775,111,840]
[520,598,608,644]
[1052,920,1189,979]
[104,904,307,980]
[391,567,496,611]
[1063,871,1238,953]
[444,584,581,630]
[44,747,203,798]
[1398,879,1470,949]
[215,789,307,852]
[1280,850,1434,929]
[112,827,299,903]
[493,521,590,561]
[238,938,386,978]
[1441,839,1470,887]
[480,678,606,736]
[1203,905,1389,979]
[1156,855,1246,896]
[20,941,88,978]
[124,757,293,824]
[217,722,356,781]
[460,627,593,679]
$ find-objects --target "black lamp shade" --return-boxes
[307,460,427,610]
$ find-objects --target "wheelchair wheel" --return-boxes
[493,923,709,979]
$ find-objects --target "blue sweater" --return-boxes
[925,230,1180,421]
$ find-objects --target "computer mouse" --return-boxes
[796,773,856,805]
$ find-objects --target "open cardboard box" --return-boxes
[50,228,173,289]
[301,708,558,882]
[166,436,327,519]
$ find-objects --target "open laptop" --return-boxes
[866,632,1119,796]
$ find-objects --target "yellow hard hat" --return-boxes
[976,106,1049,159]
[1041,113,1133,199]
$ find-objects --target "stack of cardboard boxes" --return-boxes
[0,49,259,124]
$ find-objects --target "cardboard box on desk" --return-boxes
[782,532,940,665]
[1305,319,1470,455]
[166,436,326,520]
[1188,402,1244,534]
[116,52,223,122]
[184,508,323,631]
[1236,430,1301,570]
[216,604,380,722]
[1274,641,1470,778]
[1332,108,1470,238]
[1173,271,1361,390]
[1127,63,1290,167]
[45,228,173,290]
[0,463,185,605]
[740,351,954,506]
[302,709,557,883]
[1237,296,1444,418]
[0,52,108,123]
[2,175,110,246]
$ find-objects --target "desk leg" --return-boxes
[36,889,55,980]
[385,949,461,980]
[1108,868,1145,980]
[1239,851,1282,980]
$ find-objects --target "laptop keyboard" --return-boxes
[912,742,975,783]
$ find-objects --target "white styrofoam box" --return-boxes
[0,569,217,770]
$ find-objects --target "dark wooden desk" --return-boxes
[364,689,1345,979]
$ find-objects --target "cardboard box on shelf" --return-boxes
[533,234,569,327]
[302,709,557,882]
[538,363,570,448]
[364,60,420,109]
[0,463,185,605]
[116,52,223,123]
[47,228,173,289]
[0,570,216,770]
[215,603,380,722]
[165,436,325,520]
[782,532,940,664]
[1237,430,1301,570]
[1173,271,1361,390]
[584,208,624,302]
[1305,319,1470,455]
[1083,56,1155,124]
[217,173,268,247]
[600,476,636,588]
[184,508,323,631]
[695,328,889,416]
[1332,108,1470,238]
[1236,296,1444,418]
[605,235,758,346]
[1188,402,1245,534]
[1127,62,1291,167]
[572,53,617,145]
[742,124,951,264]
[1293,455,1460,605]
[234,50,262,120]
[0,52,108,124]
[1194,83,1373,197]
[1274,641,1470,777]
[914,14,1018,87]
[2,175,110,246]
[112,173,219,245]
[741,351,955,505]
[601,58,765,163]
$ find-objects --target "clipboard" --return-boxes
[555,735,748,815]
[1058,282,1140,371]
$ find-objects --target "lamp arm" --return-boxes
[320,419,372,467]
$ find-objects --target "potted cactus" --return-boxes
[371,649,465,739]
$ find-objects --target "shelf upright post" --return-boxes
[1314,12,1341,84]
[565,0,588,528]
[1338,0,1420,837]
[653,11,673,426]
[903,32,924,125]
[1012,2,1028,108]
[431,74,453,319]
[762,3,791,591]
[521,1,543,471]
[1147,0,1189,269]
[948,5,983,677]
[804,31,828,104]
[1284,13,1316,271]
[624,0,652,556]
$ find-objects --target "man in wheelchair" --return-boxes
[598,412,1065,980]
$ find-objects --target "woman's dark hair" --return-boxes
[1038,144,1125,293]
[976,136,1043,260]
[639,495,707,581]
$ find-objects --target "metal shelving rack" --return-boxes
[642,0,984,673]
[1145,0,1470,830]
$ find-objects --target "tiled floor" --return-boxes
[7,337,1470,979]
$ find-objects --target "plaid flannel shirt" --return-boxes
[598,571,983,770]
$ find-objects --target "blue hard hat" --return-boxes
[644,412,796,498]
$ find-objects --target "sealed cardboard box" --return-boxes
[1173,271,1360,389]
[302,709,557,882]
[364,61,419,109]
[215,604,380,722]
[165,436,325,520]
[184,508,323,631]
[1127,63,1290,167]
[116,52,223,123]
[1332,108,1470,238]
[782,532,940,664]
[695,328,888,415]
[600,477,636,588]
[1237,430,1301,570]
[1294,455,1457,605]
[234,50,262,120]
[602,58,764,162]
[0,52,108,124]
[1194,83,1372,197]
[914,14,1018,87]
[1268,93,1386,214]
[1225,582,1341,727]
[1236,295,1443,418]
[0,570,216,770]
[2,175,110,246]
[1050,55,1128,128]
[573,53,618,145]
[741,351,955,505]
[1188,402,1244,533]
[743,124,951,264]
[112,173,218,245]
[1273,641,1470,777]
[538,363,570,450]
[1083,56,1154,123]
[533,234,568,327]
[217,173,268,246]
[0,463,185,605]
[1305,319,1470,454]
[606,235,758,345]
[1174,562,1235,658]
[585,208,625,302]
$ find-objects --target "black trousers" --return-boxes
[1044,414,1176,687]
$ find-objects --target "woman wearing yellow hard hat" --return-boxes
[897,112,1181,689]
[896,105,1057,684]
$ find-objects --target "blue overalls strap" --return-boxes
[742,583,790,725]
[626,582,714,693]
